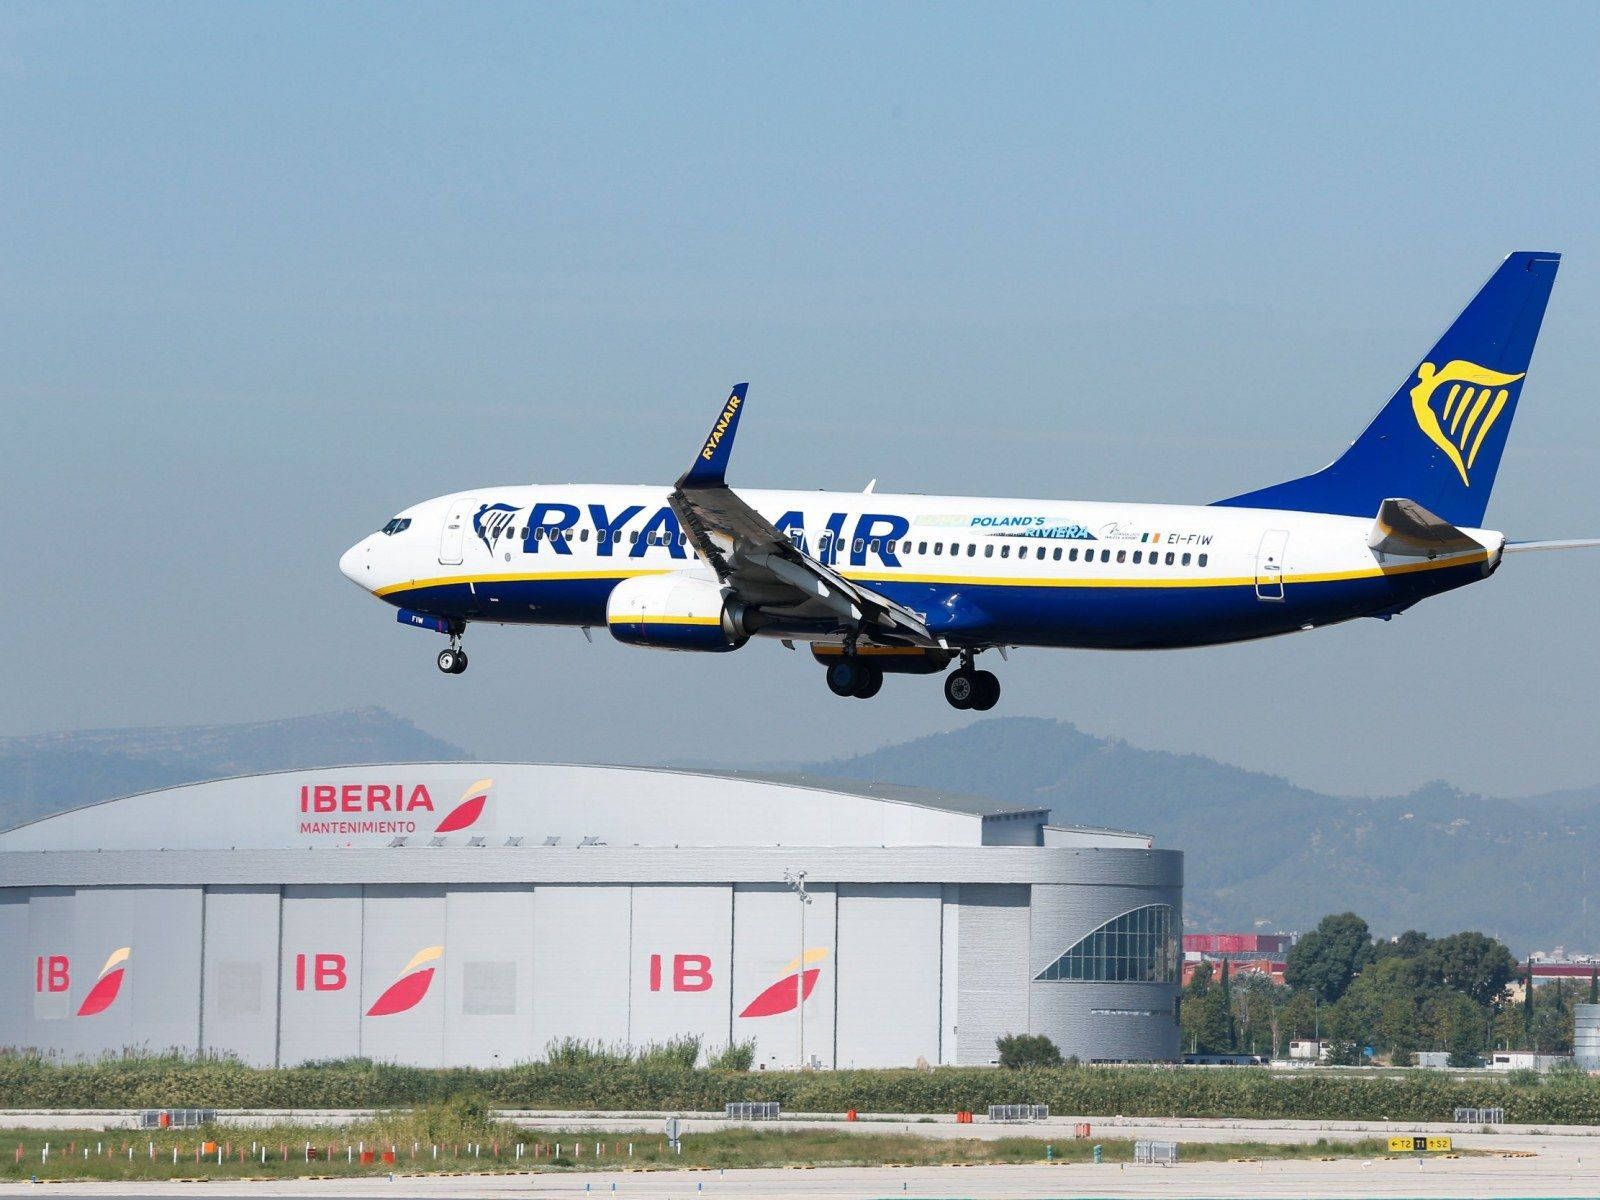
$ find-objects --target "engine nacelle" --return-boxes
[606,574,751,652]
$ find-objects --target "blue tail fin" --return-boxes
[1214,251,1560,527]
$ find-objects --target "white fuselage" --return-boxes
[340,485,1501,651]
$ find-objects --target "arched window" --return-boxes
[1035,904,1176,983]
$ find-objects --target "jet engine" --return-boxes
[606,574,754,652]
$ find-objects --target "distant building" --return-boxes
[1288,1038,1330,1061]
[1181,957,1285,987]
[1183,932,1295,958]
[1415,1051,1451,1069]
[1522,961,1600,985]
[1574,1004,1600,1070]
[1488,1051,1572,1073]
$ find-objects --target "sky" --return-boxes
[4,2,1600,798]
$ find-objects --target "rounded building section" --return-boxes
[0,764,1182,1067]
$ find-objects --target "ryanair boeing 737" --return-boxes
[340,252,1597,709]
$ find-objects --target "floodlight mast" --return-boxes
[783,869,811,1070]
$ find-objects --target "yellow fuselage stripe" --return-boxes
[376,551,1487,599]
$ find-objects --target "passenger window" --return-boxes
[903,540,913,554]
[1165,551,1174,565]
[1117,550,1127,563]
[852,538,864,553]
[934,542,943,556]
[1198,553,1209,567]
[1101,549,1111,563]
[1133,551,1142,564]
[918,541,927,555]
[984,544,994,558]
[1053,547,1062,561]
[579,529,589,542]
[967,543,976,557]
[629,531,639,544]
[1181,552,1191,566]
[1036,547,1045,560]
[869,539,880,553]
[1000,545,1010,558]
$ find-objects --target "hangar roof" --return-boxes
[0,763,1138,855]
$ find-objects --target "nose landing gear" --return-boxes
[436,625,469,675]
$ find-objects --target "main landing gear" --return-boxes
[824,656,883,699]
[437,627,468,675]
[944,652,1000,711]
[819,643,1000,709]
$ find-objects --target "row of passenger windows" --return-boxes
[843,536,1209,568]
[523,527,683,545]
[515,525,1209,568]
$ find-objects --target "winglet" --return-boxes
[677,383,749,488]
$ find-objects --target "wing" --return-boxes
[670,385,939,647]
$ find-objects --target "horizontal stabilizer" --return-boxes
[1367,498,1482,558]
[1504,538,1600,554]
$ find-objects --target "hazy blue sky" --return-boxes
[5,3,1600,797]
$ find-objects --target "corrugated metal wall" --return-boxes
[0,872,1179,1065]
[835,884,942,1068]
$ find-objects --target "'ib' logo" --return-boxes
[1409,360,1525,487]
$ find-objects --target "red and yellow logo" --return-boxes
[366,946,442,1016]
[434,778,492,833]
[77,947,130,1017]
[739,948,827,1018]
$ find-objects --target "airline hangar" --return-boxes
[0,765,1182,1067]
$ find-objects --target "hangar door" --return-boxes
[835,884,942,1068]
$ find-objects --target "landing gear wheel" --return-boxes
[438,648,468,675]
[825,659,860,697]
[851,662,883,699]
[450,649,468,675]
[969,669,1000,711]
[944,668,977,710]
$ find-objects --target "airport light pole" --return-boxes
[783,869,811,1070]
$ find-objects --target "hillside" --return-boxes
[0,708,467,831]
[793,717,1596,955]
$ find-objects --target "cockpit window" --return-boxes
[380,518,412,535]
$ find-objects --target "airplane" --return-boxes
[340,251,1598,710]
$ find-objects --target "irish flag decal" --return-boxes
[77,947,130,1017]
[366,945,443,1016]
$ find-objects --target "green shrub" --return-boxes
[707,1041,756,1071]
[996,1034,1063,1069]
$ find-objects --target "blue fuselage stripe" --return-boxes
[380,560,1487,650]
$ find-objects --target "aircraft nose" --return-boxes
[340,537,374,590]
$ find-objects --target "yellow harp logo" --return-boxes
[1409,360,1524,486]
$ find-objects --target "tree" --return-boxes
[1423,932,1517,1009]
[1219,960,1237,1051]
[996,1033,1062,1069]
[1285,913,1374,1005]
[1180,962,1231,1054]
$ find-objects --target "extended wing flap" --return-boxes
[671,384,936,646]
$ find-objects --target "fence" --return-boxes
[137,1110,216,1129]
[1134,1139,1179,1165]
[986,1104,1049,1122]
[724,1102,780,1120]
[1453,1107,1505,1125]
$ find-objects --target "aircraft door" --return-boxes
[1254,529,1288,601]
[438,496,475,566]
